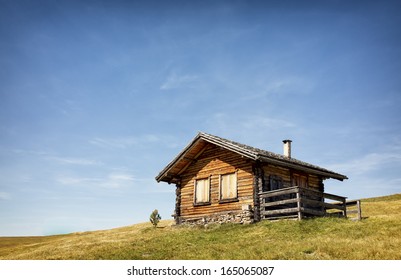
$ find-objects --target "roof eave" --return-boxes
[155,132,259,183]
[258,155,348,181]
[155,133,202,183]
[156,132,348,183]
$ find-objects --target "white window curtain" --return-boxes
[195,178,209,203]
[220,173,237,200]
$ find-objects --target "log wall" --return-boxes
[179,143,254,220]
[178,144,326,223]
[262,165,291,189]
[262,164,323,191]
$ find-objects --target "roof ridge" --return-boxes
[199,131,281,158]
[198,132,259,159]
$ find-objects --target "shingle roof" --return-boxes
[155,132,348,183]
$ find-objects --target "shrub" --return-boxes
[149,209,161,228]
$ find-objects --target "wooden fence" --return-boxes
[259,186,348,221]
[330,199,362,221]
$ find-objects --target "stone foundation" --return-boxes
[178,209,254,226]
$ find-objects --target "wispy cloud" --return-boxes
[325,174,401,200]
[47,156,102,166]
[89,137,147,149]
[264,76,314,95]
[57,171,136,189]
[327,152,401,176]
[203,113,298,150]
[89,134,165,149]
[207,113,295,134]
[160,72,198,90]
[241,76,315,101]
[240,115,295,130]
[12,149,50,157]
[0,192,11,200]
[11,149,102,166]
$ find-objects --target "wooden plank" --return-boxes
[262,166,291,183]
[322,192,347,202]
[301,197,323,207]
[301,198,345,211]
[298,187,346,202]
[308,175,321,189]
[331,200,356,206]
[344,199,360,204]
[301,207,325,216]
[261,207,299,216]
[298,187,323,198]
[263,215,298,220]
[261,198,298,208]
[323,202,345,211]
[259,187,298,198]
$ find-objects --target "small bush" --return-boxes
[149,209,161,228]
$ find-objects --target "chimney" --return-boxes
[283,139,292,158]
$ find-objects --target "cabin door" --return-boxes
[292,174,308,188]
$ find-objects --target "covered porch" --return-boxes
[259,186,361,221]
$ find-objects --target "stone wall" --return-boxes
[178,208,254,226]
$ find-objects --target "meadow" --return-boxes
[1,194,400,260]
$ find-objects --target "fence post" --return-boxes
[342,197,347,218]
[296,188,302,220]
[356,200,362,220]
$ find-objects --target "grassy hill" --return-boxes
[1,193,401,260]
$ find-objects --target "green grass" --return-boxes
[1,193,401,260]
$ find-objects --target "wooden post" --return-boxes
[174,183,181,224]
[342,197,347,218]
[253,164,264,222]
[356,200,362,221]
[296,188,302,220]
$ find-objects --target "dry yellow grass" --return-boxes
[1,194,400,260]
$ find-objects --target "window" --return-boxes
[220,173,237,201]
[194,178,210,205]
[270,175,283,191]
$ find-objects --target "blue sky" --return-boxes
[1,0,400,236]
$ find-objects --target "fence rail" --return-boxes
[259,186,348,220]
[330,199,362,221]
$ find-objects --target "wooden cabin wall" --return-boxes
[262,165,291,190]
[308,174,324,191]
[179,143,254,219]
[262,164,323,191]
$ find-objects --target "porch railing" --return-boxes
[259,186,347,220]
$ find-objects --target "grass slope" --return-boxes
[1,194,401,260]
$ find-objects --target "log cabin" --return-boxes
[155,132,349,225]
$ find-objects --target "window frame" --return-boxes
[219,172,239,203]
[269,175,283,191]
[193,177,211,206]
